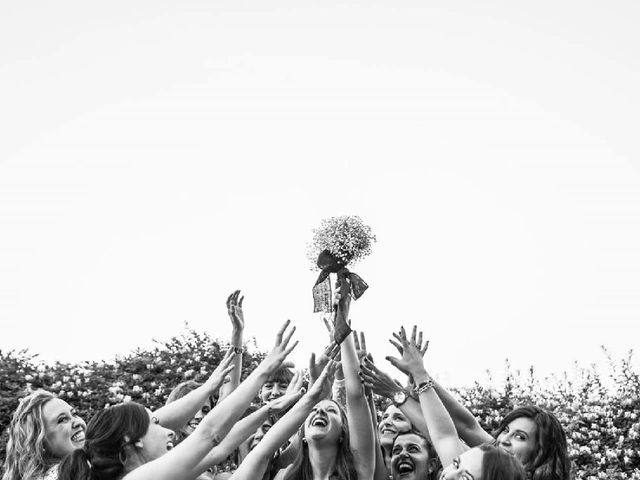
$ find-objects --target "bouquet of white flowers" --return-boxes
[308,215,376,342]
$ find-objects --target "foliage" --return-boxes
[1,333,638,479]
[0,324,266,461]
[446,349,640,480]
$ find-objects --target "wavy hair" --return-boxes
[282,400,356,480]
[58,402,150,480]
[494,406,571,480]
[2,390,57,480]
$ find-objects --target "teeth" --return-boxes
[166,442,174,450]
[311,416,327,427]
[71,431,85,442]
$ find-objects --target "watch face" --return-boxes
[393,391,406,405]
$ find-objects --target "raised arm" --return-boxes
[430,379,493,446]
[218,290,245,402]
[231,361,337,480]
[193,386,306,472]
[153,349,237,431]
[386,326,465,468]
[360,358,432,438]
[125,320,299,480]
[336,277,375,480]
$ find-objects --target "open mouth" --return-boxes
[166,441,174,451]
[310,416,328,427]
[379,427,396,435]
[396,459,415,476]
[71,430,85,443]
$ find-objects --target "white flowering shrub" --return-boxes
[0,324,266,461]
[1,337,638,478]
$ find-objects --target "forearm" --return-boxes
[192,403,272,472]
[198,363,270,442]
[232,396,316,480]
[154,383,217,432]
[341,335,375,479]
[398,397,432,441]
[412,369,463,467]
[432,379,492,446]
[219,331,243,401]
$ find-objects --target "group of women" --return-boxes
[2,287,572,480]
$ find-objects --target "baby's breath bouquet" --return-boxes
[308,216,376,341]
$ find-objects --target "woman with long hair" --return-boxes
[56,320,298,480]
[362,327,571,480]
[2,390,86,480]
[271,281,376,480]
[229,361,339,480]
[382,326,527,480]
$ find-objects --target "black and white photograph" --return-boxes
[1,2,639,480]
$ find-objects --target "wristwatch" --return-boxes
[232,346,244,355]
[393,389,409,406]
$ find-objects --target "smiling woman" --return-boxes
[1,390,86,480]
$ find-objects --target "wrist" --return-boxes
[411,371,431,386]
[231,331,243,344]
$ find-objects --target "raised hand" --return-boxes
[307,360,338,402]
[262,320,299,374]
[269,375,306,415]
[205,348,237,392]
[353,330,372,364]
[308,341,340,388]
[226,290,245,332]
[385,325,427,377]
[359,357,404,399]
[285,370,305,396]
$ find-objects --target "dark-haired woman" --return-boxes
[383,326,527,480]
[57,320,298,480]
[273,288,375,480]
[364,327,571,480]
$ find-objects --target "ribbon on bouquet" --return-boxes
[312,250,369,343]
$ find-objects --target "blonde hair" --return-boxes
[2,390,56,480]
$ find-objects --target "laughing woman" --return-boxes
[272,283,376,480]
[2,390,87,480]
[57,320,298,480]
[385,327,527,480]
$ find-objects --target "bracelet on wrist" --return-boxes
[414,379,435,395]
[232,345,244,354]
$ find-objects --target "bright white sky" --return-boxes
[1,1,639,387]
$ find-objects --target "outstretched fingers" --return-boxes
[275,319,291,343]
[421,339,430,356]
[389,338,403,354]
[360,331,367,354]
[281,324,297,349]
[385,355,402,371]
[284,340,299,356]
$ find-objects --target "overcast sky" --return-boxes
[1,0,639,386]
